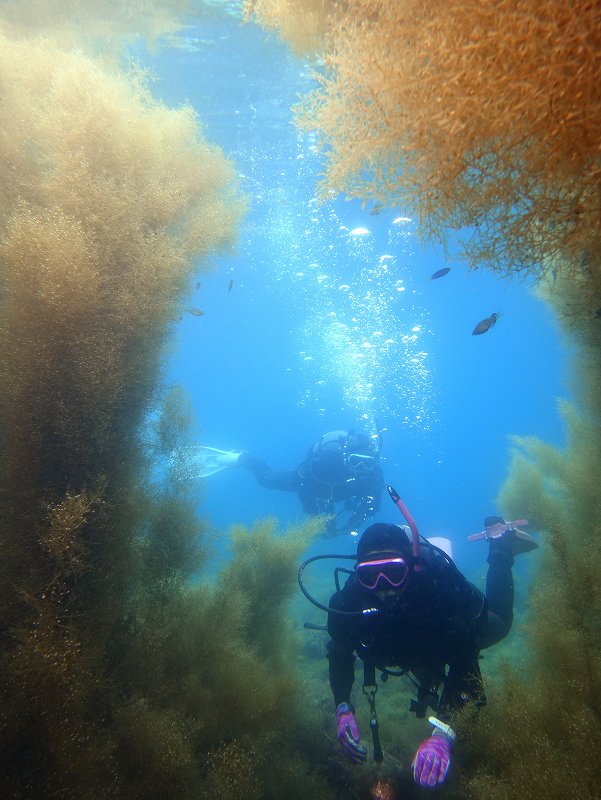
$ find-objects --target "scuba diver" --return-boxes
[188,429,385,537]
[298,487,537,787]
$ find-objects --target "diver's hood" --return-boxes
[309,430,377,484]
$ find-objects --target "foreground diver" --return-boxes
[192,430,385,537]
[321,494,537,787]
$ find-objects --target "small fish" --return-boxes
[227,278,234,295]
[595,307,601,319]
[472,312,499,335]
[370,203,384,216]
[429,267,451,280]
[187,308,205,317]
[195,281,201,290]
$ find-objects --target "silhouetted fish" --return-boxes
[227,278,234,294]
[187,308,205,317]
[472,312,498,335]
[595,307,601,319]
[429,267,450,280]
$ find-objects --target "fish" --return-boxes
[595,307,601,319]
[370,203,384,216]
[195,281,201,290]
[472,312,499,335]
[227,278,234,294]
[429,267,450,280]
[187,308,205,317]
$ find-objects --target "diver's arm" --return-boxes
[370,467,385,512]
[344,492,379,533]
[327,638,356,707]
[344,468,384,531]
[296,476,322,515]
[432,570,487,713]
[440,651,486,714]
[327,592,357,706]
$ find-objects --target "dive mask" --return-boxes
[355,557,409,590]
[346,452,376,471]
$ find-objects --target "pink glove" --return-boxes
[335,703,367,763]
[411,731,453,787]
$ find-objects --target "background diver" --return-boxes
[299,490,537,787]
[188,429,385,537]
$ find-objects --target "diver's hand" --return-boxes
[411,731,453,787]
[335,703,367,763]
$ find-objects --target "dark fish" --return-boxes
[370,203,384,216]
[472,312,498,335]
[429,267,451,280]
[187,308,205,317]
[227,278,234,294]
[595,307,601,319]
[195,281,201,290]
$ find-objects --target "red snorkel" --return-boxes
[387,485,422,566]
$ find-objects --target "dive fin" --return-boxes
[172,445,242,478]
[467,519,537,554]
[467,519,529,542]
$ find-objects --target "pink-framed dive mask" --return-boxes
[355,556,409,591]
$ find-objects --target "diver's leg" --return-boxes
[237,452,298,492]
[480,543,514,649]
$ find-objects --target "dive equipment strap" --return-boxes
[429,716,456,741]
[363,662,384,763]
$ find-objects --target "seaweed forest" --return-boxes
[1,1,600,799]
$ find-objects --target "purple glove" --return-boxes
[335,703,367,763]
[412,732,453,787]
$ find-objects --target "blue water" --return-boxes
[135,12,569,586]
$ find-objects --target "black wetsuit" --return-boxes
[327,543,515,716]
[238,452,385,536]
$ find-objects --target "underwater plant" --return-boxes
[243,0,329,56]
[0,28,244,798]
[116,505,341,800]
[0,12,364,800]
[0,0,190,49]
[245,0,601,289]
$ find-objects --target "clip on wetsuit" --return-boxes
[363,662,384,762]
